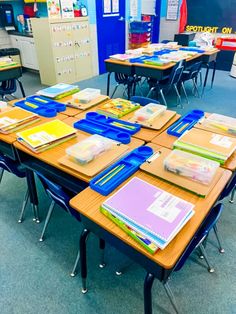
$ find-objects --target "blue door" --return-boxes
[96,0,126,74]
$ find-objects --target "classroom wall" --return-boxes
[159,0,182,42]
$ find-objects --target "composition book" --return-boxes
[102,177,195,249]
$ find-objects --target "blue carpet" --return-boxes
[1,69,236,314]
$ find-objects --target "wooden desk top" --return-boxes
[152,129,236,172]
[13,118,144,183]
[203,48,220,56]
[74,103,181,143]
[104,59,133,67]
[133,61,176,71]
[70,168,231,269]
[0,64,21,72]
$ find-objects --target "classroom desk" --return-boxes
[201,49,220,95]
[74,104,181,143]
[13,122,144,215]
[69,167,231,314]
[0,65,25,97]
[105,59,135,98]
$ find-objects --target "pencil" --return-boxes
[111,121,136,130]
[25,101,38,109]
[99,164,125,186]
[94,164,121,185]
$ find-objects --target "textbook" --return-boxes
[16,119,76,153]
[102,177,195,249]
[96,98,140,118]
[174,128,236,164]
[100,207,158,254]
[0,108,40,134]
[37,83,79,99]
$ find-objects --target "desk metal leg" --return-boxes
[26,169,40,223]
[201,64,210,97]
[144,272,155,314]
[80,228,90,294]
[17,79,26,98]
[99,238,106,268]
[211,60,217,89]
[107,72,112,96]
[229,185,235,203]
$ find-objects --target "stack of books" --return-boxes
[0,57,18,69]
[96,98,140,118]
[0,108,40,134]
[16,119,77,153]
[174,128,236,164]
[100,177,195,251]
[37,83,79,100]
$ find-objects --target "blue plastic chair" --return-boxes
[181,61,203,104]
[219,173,236,204]
[147,61,185,108]
[36,172,105,277]
[0,78,25,99]
[0,153,29,223]
[162,203,224,313]
[130,96,160,106]
[111,73,142,99]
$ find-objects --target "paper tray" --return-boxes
[140,145,224,197]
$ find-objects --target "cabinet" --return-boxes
[31,17,93,85]
[10,35,39,70]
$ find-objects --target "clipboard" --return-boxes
[58,136,129,177]
[140,145,224,197]
[65,95,109,110]
[128,110,176,130]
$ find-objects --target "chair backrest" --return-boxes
[0,154,25,178]
[114,73,129,84]
[188,61,202,80]
[168,62,184,86]
[130,96,160,106]
[0,79,17,96]
[174,203,224,272]
[36,172,81,221]
[219,174,236,200]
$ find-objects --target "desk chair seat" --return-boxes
[130,96,160,106]
[111,73,142,99]
[147,62,184,108]
[36,172,105,277]
[181,61,203,104]
[0,154,29,223]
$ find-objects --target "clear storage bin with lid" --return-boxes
[202,113,236,136]
[66,135,116,164]
[72,88,101,104]
[134,103,166,123]
[164,149,220,185]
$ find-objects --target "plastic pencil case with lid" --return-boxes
[163,149,220,185]
[134,103,167,122]
[66,134,116,165]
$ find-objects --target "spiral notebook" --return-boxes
[102,177,195,249]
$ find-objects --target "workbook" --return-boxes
[101,177,195,249]
[174,128,236,164]
[0,107,40,134]
[37,83,79,99]
[16,119,76,153]
[96,98,140,118]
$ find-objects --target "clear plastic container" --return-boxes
[134,103,167,123]
[202,113,236,136]
[164,149,220,185]
[66,135,116,164]
[72,88,101,104]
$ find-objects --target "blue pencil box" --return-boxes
[85,112,141,135]
[90,146,154,196]
[167,110,205,137]
[15,95,66,117]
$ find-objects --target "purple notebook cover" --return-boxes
[103,177,194,241]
